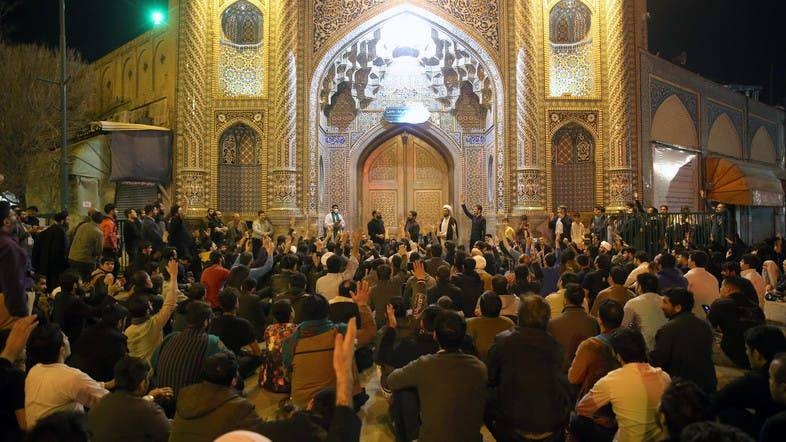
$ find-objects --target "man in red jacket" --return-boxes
[200,251,230,309]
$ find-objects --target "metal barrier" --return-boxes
[595,211,733,255]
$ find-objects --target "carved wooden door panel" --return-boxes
[362,133,448,237]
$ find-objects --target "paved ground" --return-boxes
[244,364,746,441]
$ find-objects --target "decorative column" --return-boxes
[605,0,636,210]
[268,0,300,216]
[512,0,545,213]
[174,0,210,215]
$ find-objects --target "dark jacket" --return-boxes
[657,267,688,292]
[388,351,487,442]
[547,306,600,373]
[87,390,170,442]
[169,381,262,442]
[51,291,100,343]
[32,223,68,291]
[451,272,484,317]
[649,311,717,393]
[426,279,463,309]
[711,365,782,437]
[708,293,765,368]
[69,323,127,382]
[424,257,449,278]
[141,216,164,252]
[167,217,194,259]
[123,219,143,257]
[461,204,487,246]
[254,407,361,442]
[548,216,573,245]
[486,327,572,435]
[367,218,386,245]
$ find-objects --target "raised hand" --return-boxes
[0,315,38,361]
[166,256,179,279]
[351,280,370,306]
[386,303,397,329]
[333,318,357,407]
[413,260,427,280]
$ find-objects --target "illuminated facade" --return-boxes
[87,0,784,239]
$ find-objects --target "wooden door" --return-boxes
[362,133,449,237]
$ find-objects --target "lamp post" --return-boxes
[59,0,69,212]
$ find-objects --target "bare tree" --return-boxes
[0,42,97,205]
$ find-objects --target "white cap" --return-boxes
[600,241,612,252]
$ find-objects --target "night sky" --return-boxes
[1,0,784,106]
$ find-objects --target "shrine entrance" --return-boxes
[360,132,451,237]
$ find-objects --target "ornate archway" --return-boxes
[306,4,506,226]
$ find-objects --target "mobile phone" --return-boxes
[702,304,710,314]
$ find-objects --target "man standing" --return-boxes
[367,210,386,248]
[404,210,420,243]
[590,206,608,244]
[549,205,573,248]
[649,287,717,394]
[68,211,104,283]
[324,204,345,242]
[461,198,486,250]
[388,310,487,442]
[123,209,142,264]
[32,211,69,292]
[437,205,458,246]
[141,205,164,256]
[251,210,273,257]
[99,204,118,255]
[0,202,34,328]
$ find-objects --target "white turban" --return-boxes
[442,204,452,213]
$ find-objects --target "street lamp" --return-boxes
[151,10,166,26]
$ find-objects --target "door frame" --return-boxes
[351,123,462,233]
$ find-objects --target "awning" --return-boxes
[704,157,784,206]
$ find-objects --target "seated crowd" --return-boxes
[3,200,786,442]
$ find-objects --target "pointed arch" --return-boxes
[651,94,699,148]
[708,113,742,158]
[750,126,777,164]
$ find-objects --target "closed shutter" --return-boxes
[115,182,159,220]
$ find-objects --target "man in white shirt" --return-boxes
[624,251,650,289]
[251,210,274,257]
[315,254,358,301]
[25,323,110,427]
[621,273,668,351]
[323,204,345,242]
[124,259,179,362]
[573,328,671,442]
[684,250,719,320]
[740,254,766,306]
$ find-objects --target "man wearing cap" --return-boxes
[0,201,34,328]
[438,205,459,246]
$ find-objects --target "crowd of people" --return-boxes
[2,196,786,442]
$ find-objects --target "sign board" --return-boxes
[652,144,699,211]
[383,103,431,124]
[82,200,92,208]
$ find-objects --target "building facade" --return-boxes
[86,0,784,239]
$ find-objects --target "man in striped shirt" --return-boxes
[151,301,229,399]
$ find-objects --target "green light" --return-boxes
[151,10,165,26]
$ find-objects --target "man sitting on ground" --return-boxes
[87,355,171,442]
[708,275,765,368]
[209,288,263,379]
[466,292,514,362]
[125,259,179,363]
[388,310,487,442]
[573,328,671,441]
[548,283,599,373]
